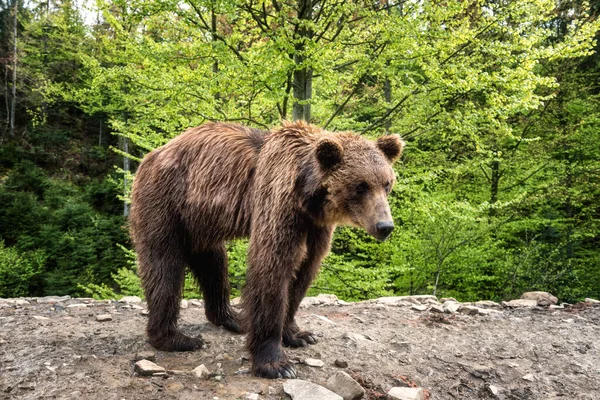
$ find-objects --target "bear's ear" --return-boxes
[315,137,344,171]
[377,135,405,163]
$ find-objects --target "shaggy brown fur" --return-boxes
[129,121,404,379]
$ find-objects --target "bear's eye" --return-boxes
[384,181,391,195]
[356,182,369,195]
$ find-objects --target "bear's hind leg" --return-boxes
[140,249,204,352]
[188,245,243,334]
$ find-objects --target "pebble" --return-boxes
[189,299,204,307]
[387,387,425,400]
[32,316,50,320]
[96,314,113,322]
[521,291,558,306]
[131,304,144,310]
[326,371,365,400]
[585,298,600,304]
[180,299,189,309]
[334,359,348,368]
[66,303,89,308]
[193,364,210,379]
[410,304,428,312]
[134,360,165,376]
[522,373,535,382]
[15,299,30,306]
[488,385,500,396]
[235,368,251,375]
[283,379,343,400]
[305,358,325,368]
[244,393,260,400]
[119,296,142,303]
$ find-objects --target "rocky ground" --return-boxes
[1,293,599,400]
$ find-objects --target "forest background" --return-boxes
[0,0,599,303]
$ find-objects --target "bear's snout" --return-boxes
[375,221,394,241]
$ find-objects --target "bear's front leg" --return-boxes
[283,225,334,348]
[243,219,308,379]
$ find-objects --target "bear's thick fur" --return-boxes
[130,121,403,378]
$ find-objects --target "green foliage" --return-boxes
[0,241,46,298]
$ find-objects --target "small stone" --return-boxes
[305,358,325,368]
[440,297,457,303]
[585,298,600,304]
[549,304,564,310]
[180,299,189,309]
[15,299,30,306]
[443,301,461,314]
[410,304,428,312]
[459,306,480,316]
[488,385,500,396]
[231,297,242,306]
[337,299,351,306]
[119,296,142,303]
[387,387,425,400]
[284,380,343,400]
[334,359,348,368]
[193,364,210,379]
[213,375,223,381]
[66,303,89,308]
[131,304,144,310]
[96,314,113,322]
[33,315,50,320]
[134,351,156,362]
[521,291,558,306]
[326,371,365,400]
[141,309,149,316]
[134,359,166,376]
[522,373,535,382]
[244,393,260,400]
[502,299,538,308]
[235,368,251,375]
[189,299,204,307]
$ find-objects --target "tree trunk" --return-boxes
[489,157,500,217]
[292,0,313,122]
[122,137,130,217]
[9,0,17,137]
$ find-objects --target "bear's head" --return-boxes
[315,132,404,241]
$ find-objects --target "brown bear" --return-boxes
[129,121,403,379]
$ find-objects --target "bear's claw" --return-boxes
[149,333,204,352]
[283,330,317,348]
[253,361,297,379]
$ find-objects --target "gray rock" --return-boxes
[66,303,89,308]
[585,298,600,304]
[244,393,260,400]
[32,315,50,321]
[459,306,480,316]
[376,295,438,306]
[410,304,428,312]
[180,299,189,309]
[305,358,325,367]
[502,299,538,308]
[334,359,348,368]
[119,296,142,304]
[429,305,444,313]
[488,385,500,396]
[300,294,339,308]
[193,364,210,379]
[134,359,165,376]
[326,371,365,400]
[131,304,144,310]
[521,291,558,306]
[188,299,204,307]
[37,295,71,304]
[96,314,112,322]
[231,297,242,306]
[475,300,501,308]
[443,301,461,314]
[15,299,30,306]
[284,379,343,400]
[522,373,535,382]
[387,387,425,400]
[134,351,156,362]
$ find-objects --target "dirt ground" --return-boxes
[0,295,599,400]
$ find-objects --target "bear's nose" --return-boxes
[375,221,394,241]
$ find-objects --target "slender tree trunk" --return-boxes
[9,0,18,137]
[489,157,500,217]
[98,119,102,146]
[292,0,313,122]
[383,78,392,133]
[123,137,130,217]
